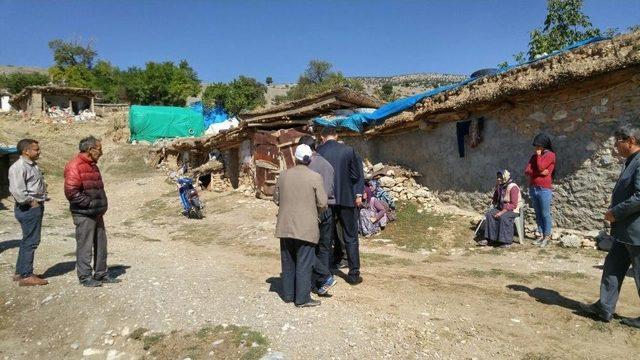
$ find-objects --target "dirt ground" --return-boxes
[0,115,639,360]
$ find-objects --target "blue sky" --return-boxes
[1,0,638,83]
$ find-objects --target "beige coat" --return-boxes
[273,165,328,244]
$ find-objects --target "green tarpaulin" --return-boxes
[129,105,204,142]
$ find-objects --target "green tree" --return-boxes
[375,82,397,102]
[304,60,333,84]
[527,0,603,60]
[91,60,126,103]
[49,64,95,88]
[202,76,266,115]
[265,76,273,85]
[278,60,364,102]
[48,39,97,69]
[124,61,201,106]
[0,72,50,94]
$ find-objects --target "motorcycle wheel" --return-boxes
[190,208,203,219]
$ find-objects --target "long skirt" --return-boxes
[484,208,517,244]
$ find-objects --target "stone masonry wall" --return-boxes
[346,70,640,231]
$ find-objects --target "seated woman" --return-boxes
[478,169,523,248]
[359,182,389,237]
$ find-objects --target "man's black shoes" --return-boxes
[96,276,122,284]
[346,275,363,286]
[80,278,102,287]
[621,317,640,329]
[578,302,612,322]
[296,299,321,308]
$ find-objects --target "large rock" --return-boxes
[372,163,384,172]
[378,176,395,187]
[559,234,582,248]
[414,188,430,198]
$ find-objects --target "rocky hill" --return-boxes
[351,72,467,88]
[0,65,48,75]
[351,72,468,99]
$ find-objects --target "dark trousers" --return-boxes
[14,204,44,277]
[331,205,360,277]
[484,208,517,244]
[280,238,316,305]
[73,214,108,280]
[313,208,333,288]
[598,240,640,315]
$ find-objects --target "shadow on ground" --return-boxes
[108,264,130,278]
[42,261,76,278]
[266,276,288,302]
[41,262,131,279]
[507,284,614,322]
[0,240,20,255]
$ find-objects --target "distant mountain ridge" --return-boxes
[351,72,468,88]
[0,65,48,75]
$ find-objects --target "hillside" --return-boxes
[351,72,467,88]
[0,65,48,75]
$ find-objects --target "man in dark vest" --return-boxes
[580,124,640,328]
[316,127,364,285]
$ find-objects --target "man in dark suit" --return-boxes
[581,124,640,328]
[316,127,364,285]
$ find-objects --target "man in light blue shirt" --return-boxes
[8,138,48,286]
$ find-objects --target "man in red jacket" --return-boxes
[64,136,119,287]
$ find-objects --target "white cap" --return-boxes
[294,144,313,163]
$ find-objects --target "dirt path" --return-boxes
[1,119,639,359]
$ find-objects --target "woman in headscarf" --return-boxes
[478,169,523,248]
[524,133,556,247]
[358,181,389,237]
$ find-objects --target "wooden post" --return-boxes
[90,97,95,113]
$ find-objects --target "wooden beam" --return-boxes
[427,111,470,123]
[246,119,309,128]
[245,97,338,122]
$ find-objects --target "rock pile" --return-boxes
[363,161,440,209]
[523,223,601,249]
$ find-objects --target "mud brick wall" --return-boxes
[347,69,640,231]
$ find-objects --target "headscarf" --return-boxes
[496,169,513,209]
[497,169,512,185]
[364,183,374,202]
[533,133,554,152]
[532,133,556,177]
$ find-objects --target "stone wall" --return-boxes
[345,69,640,231]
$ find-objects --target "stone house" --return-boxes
[10,86,96,115]
[156,88,381,197]
[342,31,640,232]
[0,89,11,112]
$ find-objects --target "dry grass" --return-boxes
[130,325,269,360]
[361,252,415,267]
[378,202,473,251]
[465,268,589,282]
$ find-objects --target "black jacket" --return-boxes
[317,140,364,208]
[610,152,640,246]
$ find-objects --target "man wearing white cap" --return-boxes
[273,144,328,307]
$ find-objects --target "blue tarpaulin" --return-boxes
[314,36,607,133]
[190,101,229,129]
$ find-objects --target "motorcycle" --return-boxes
[176,176,204,219]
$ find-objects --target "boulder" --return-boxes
[379,176,395,187]
[559,234,581,248]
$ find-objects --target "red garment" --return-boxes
[64,153,108,217]
[525,150,556,189]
